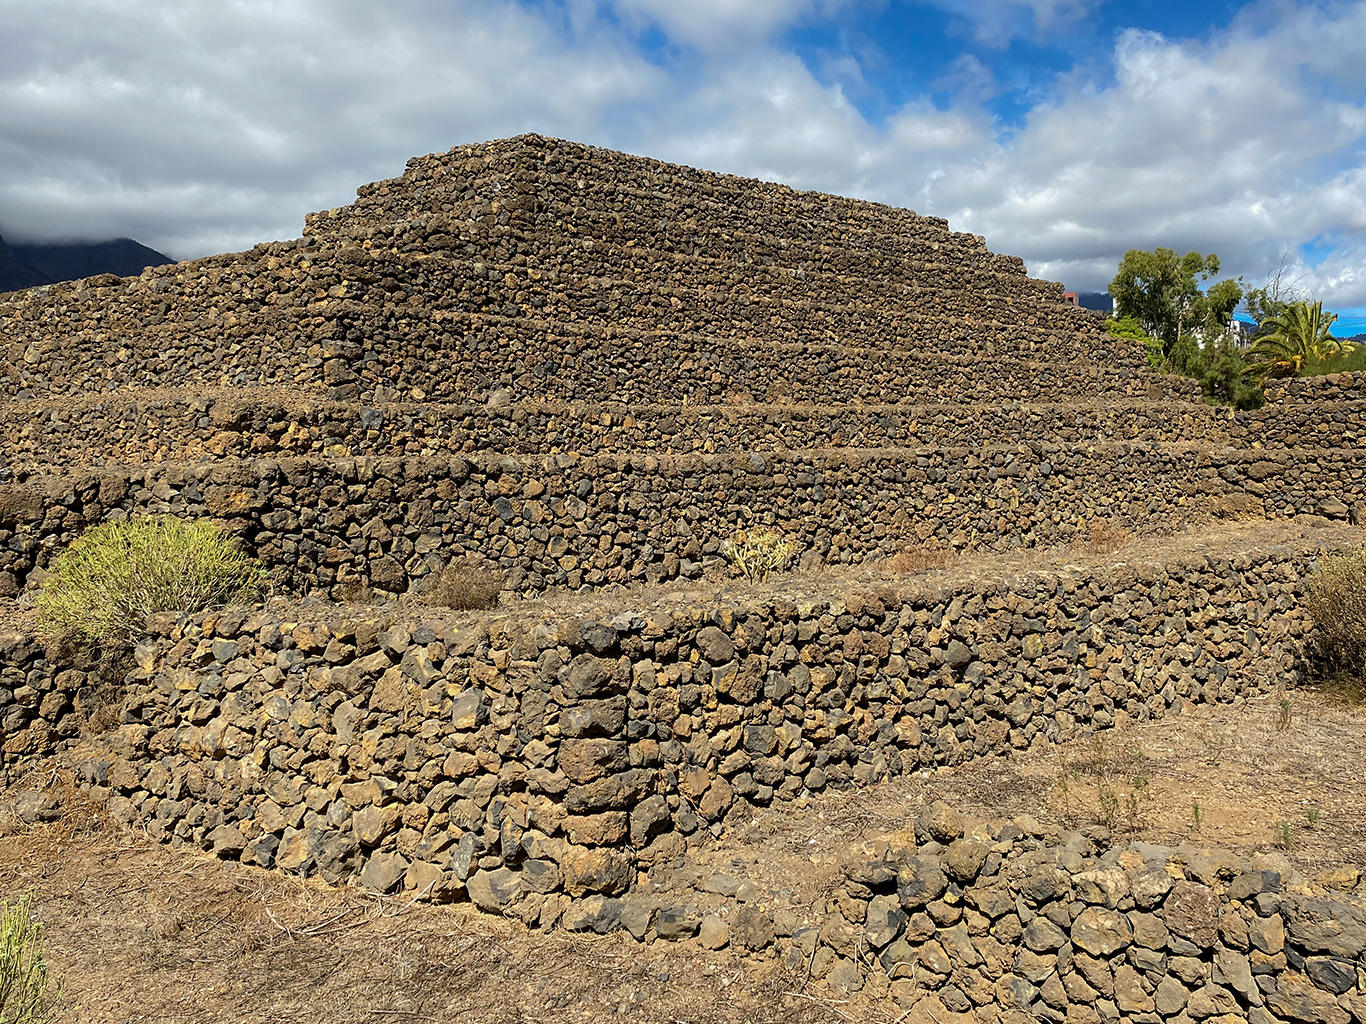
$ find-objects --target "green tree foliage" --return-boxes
[1107,250,1260,408]
[1246,300,1357,381]
[1109,248,1243,357]
[1106,316,1162,369]
[1190,333,1265,409]
[36,515,262,648]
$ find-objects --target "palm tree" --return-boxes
[1247,300,1356,381]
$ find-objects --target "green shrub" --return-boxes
[723,529,797,583]
[1301,343,1366,376]
[1304,548,1366,697]
[1107,316,1162,370]
[36,515,261,648]
[0,892,58,1024]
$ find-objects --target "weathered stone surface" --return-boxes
[925,801,965,843]
[561,896,623,933]
[1156,977,1191,1015]
[843,838,907,887]
[560,847,632,896]
[1072,907,1133,956]
[1304,957,1356,996]
[558,738,629,784]
[827,958,863,997]
[733,907,774,950]
[1249,913,1286,955]
[1285,899,1366,959]
[1187,984,1240,1019]
[656,907,699,941]
[1213,948,1258,1002]
[1229,870,1281,901]
[360,851,409,894]
[450,687,488,730]
[467,867,522,910]
[1016,948,1057,984]
[1266,973,1351,1024]
[898,856,949,909]
[1113,965,1154,1013]
[1024,917,1069,952]
[1130,868,1174,910]
[1165,882,1220,949]
[619,899,655,940]
[699,915,729,950]
[866,895,908,948]
[943,839,990,883]
[695,627,734,665]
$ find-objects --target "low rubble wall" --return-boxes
[761,818,1365,1023]
[1,536,1342,901]
[4,535,1364,1023]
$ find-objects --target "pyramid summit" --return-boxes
[0,134,1360,601]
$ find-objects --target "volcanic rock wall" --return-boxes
[3,532,1343,889]
[5,528,1366,1022]
[1,136,1361,602]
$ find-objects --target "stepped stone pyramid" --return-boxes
[0,134,1361,600]
[4,138,1366,1005]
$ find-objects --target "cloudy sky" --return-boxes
[3,0,1366,329]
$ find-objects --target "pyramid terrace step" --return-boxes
[1,290,1185,405]
[0,238,1138,401]
[5,389,1362,470]
[315,134,1078,312]
[4,440,1360,599]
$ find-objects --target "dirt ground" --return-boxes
[2,688,1361,1024]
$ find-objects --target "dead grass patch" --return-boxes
[423,561,504,611]
[1051,731,1154,834]
[1079,520,1132,555]
[884,542,955,574]
[1304,547,1366,702]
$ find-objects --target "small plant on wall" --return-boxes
[723,529,797,583]
[1303,547,1366,700]
[36,515,262,648]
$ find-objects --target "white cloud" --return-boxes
[925,0,1105,47]
[0,0,661,255]
[2,0,1366,310]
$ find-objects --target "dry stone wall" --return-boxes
[0,135,1141,408]
[1,436,1363,599]
[0,279,1145,408]
[3,533,1343,901]
[1,385,1362,474]
[787,823,1363,1024]
[5,529,1366,1023]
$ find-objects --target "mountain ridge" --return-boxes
[0,233,172,294]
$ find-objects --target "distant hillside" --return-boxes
[0,234,54,293]
[1075,291,1112,312]
[10,237,173,285]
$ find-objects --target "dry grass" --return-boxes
[1051,732,1154,834]
[883,542,955,574]
[1304,547,1366,701]
[423,561,504,611]
[1079,519,1132,555]
[723,530,797,583]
